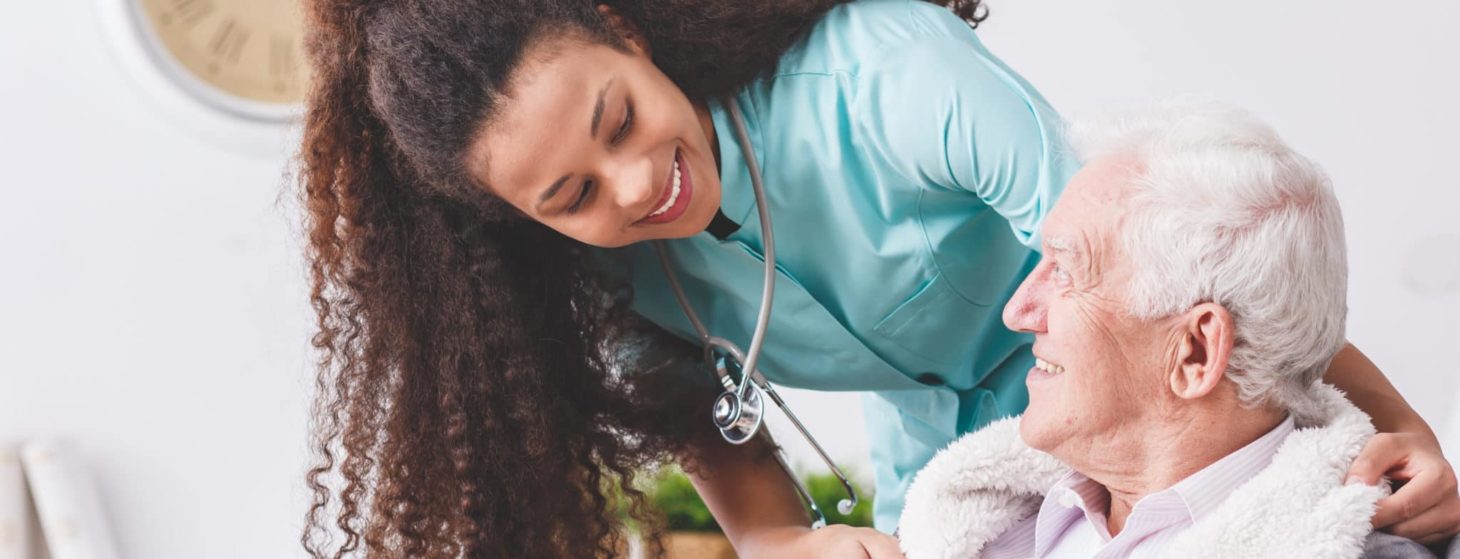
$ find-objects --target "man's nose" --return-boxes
[1003,275,1047,333]
[603,155,656,210]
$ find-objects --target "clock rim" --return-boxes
[99,0,305,124]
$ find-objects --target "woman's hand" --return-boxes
[1325,343,1460,543]
[1348,431,1460,543]
[739,525,905,559]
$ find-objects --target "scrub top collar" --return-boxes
[705,96,765,243]
[705,209,742,241]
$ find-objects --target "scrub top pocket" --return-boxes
[872,272,997,372]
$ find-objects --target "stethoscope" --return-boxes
[651,97,857,529]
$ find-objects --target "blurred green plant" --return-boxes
[636,466,874,532]
[648,468,722,532]
[807,471,873,527]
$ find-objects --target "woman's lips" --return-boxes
[638,148,693,225]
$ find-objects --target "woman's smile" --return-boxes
[637,147,693,225]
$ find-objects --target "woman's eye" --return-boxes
[612,102,634,144]
[567,181,593,214]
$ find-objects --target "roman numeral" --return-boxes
[269,35,294,76]
[209,17,249,63]
[170,0,213,27]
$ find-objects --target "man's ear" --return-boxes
[1169,302,1235,401]
[596,4,651,57]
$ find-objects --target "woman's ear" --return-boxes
[1168,302,1235,401]
[596,4,651,57]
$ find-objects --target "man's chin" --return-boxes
[1017,409,1068,453]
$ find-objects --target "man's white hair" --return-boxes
[1065,100,1348,423]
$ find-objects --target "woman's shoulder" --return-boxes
[771,0,982,79]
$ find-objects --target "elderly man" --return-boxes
[897,102,1442,559]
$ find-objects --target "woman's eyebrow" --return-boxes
[536,175,572,211]
[589,78,614,139]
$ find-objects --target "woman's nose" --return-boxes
[604,155,656,210]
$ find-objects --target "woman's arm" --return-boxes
[850,35,1071,253]
[1327,343,1460,543]
[688,436,903,558]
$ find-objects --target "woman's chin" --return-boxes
[636,212,712,242]
[675,185,723,238]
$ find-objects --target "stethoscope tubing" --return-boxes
[726,97,775,403]
[650,97,857,528]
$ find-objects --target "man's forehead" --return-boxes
[1041,155,1143,254]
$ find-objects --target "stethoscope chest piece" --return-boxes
[710,353,765,445]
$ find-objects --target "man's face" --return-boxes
[1002,156,1182,458]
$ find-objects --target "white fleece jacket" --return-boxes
[898,384,1386,559]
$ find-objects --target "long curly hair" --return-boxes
[298,0,987,557]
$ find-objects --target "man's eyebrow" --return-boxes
[536,175,571,211]
[590,79,613,139]
[1045,236,1076,255]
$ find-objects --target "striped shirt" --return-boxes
[981,416,1295,558]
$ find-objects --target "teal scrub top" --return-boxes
[606,0,1078,531]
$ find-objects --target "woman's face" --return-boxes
[467,33,722,248]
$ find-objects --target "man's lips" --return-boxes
[1028,346,1067,379]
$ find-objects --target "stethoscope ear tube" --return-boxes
[648,97,859,530]
[761,385,859,517]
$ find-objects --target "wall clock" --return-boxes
[98,0,312,151]
[134,0,310,117]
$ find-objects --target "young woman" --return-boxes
[298,0,1460,556]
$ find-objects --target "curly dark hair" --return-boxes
[298,0,987,557]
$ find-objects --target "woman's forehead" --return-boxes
[470,44,627,191]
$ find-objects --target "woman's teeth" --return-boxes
[1035,357,1065,375]
[648,158,682,218]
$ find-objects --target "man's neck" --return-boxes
[1074,406,1286,535]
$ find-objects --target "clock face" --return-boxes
[135,0,310,107]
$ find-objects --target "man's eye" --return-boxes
[612,102,634,144]
[567,181,593,214]
[1051,261,1071,283]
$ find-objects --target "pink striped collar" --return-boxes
[1031,415,1295,557]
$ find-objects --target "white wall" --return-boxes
[1,1,1457,557]
[1,3,313,558]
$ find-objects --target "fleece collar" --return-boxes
[897,384,1384,559]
